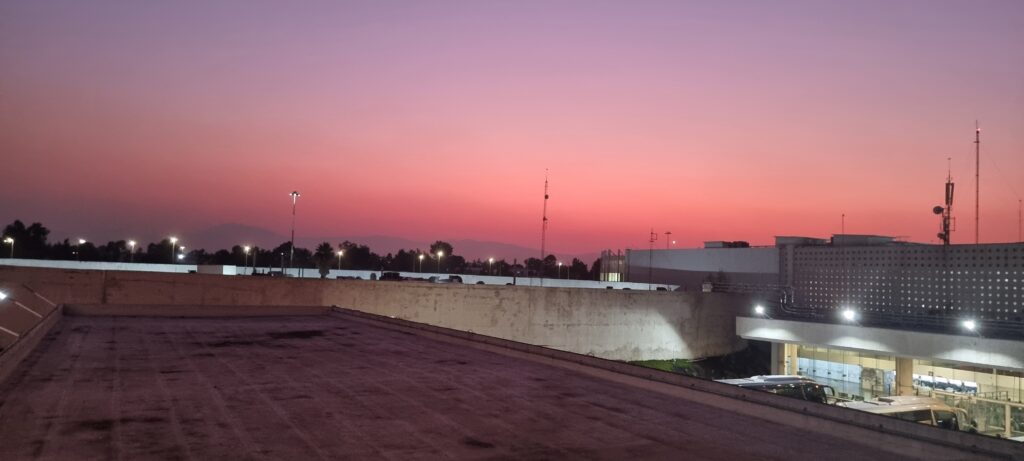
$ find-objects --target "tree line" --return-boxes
[1,220,601,280]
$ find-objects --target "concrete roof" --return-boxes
[0,312,990,460]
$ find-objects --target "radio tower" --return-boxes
[540,170,549,284]
[974,122,980,244]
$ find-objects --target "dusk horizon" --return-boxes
[3,1,1023,256]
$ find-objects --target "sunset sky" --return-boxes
[2,1,1022,256]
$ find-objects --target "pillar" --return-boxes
[770,342,785,375]
[895,356,914,396]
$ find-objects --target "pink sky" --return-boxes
[2,1,1022,255]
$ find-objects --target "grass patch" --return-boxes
[630,359,696,375]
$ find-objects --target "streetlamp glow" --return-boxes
[841,308,857,322]
[337,249,344,270]
[963,319,977,332]
[128,240,136,262]
[418,254,425,272]
[437,250,444,273]
[754,305,766,315]
[488,257,494,275]
[177,254,185,261]
[557,261,563,279]
[76,238,86,261]
[0,291,7,301]
[3,236,13,258]
[170,236,178,263]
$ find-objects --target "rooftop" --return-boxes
[0,310,926,460]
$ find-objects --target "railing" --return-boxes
[931,390,1024,440]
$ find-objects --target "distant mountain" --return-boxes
[185,223,597,262]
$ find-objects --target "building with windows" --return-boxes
[616,235,1024,438]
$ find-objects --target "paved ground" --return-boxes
[0,313,911,460]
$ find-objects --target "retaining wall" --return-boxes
[0,266,746,360]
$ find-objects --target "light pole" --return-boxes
[289,190,300,270]
[418,254,424,272]
[437,250,444,273]
[557,261,563,279]
[128,240,136,262]
[3,237,13,258]
[488,257,494,275]
[179,246,185,263]
[170,236,178,263]
[243,246,251,273]
[337,249,344,270]
[77,238,86,261]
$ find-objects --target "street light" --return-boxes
[337,249,344,270]
[488,257,494,275]
[557,261,563,279]
[179,246,186,263]
[76,238,86,261]
[289,190,300,269]
[127,240,136,262]
[437,250,444,273]
[170,236,178,263]
[841,308,857,322]
[418,254,424,272]
[243,246,251,272]
[3,237,13,258]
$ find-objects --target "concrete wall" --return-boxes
[625,247,779,286]
[0,266,745,361]
[0,259,674,290]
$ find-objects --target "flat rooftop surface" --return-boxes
[0,313,906,460]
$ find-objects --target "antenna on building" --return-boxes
[974,122,980,244]
[540,169,549,285]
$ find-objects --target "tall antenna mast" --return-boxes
[648,228,658,291]
[540,169,549,283]
[934,160,955,245]
[974,122,980,244]
[664,231,672,249]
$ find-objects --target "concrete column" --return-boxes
[770,342,785,375]
[895,356,914,396]
[786,343,800,376]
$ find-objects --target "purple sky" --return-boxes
[1,1,1022,256]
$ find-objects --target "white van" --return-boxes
[840,396,974,432]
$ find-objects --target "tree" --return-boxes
[589,258,602,280]
[313,242,335,278]
[2,220,50,259]
[569,258,588,280]
[339,241,380,270]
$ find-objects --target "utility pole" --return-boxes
[539,170,549,284]
[974,123,980,244]
[664,231,672,250]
